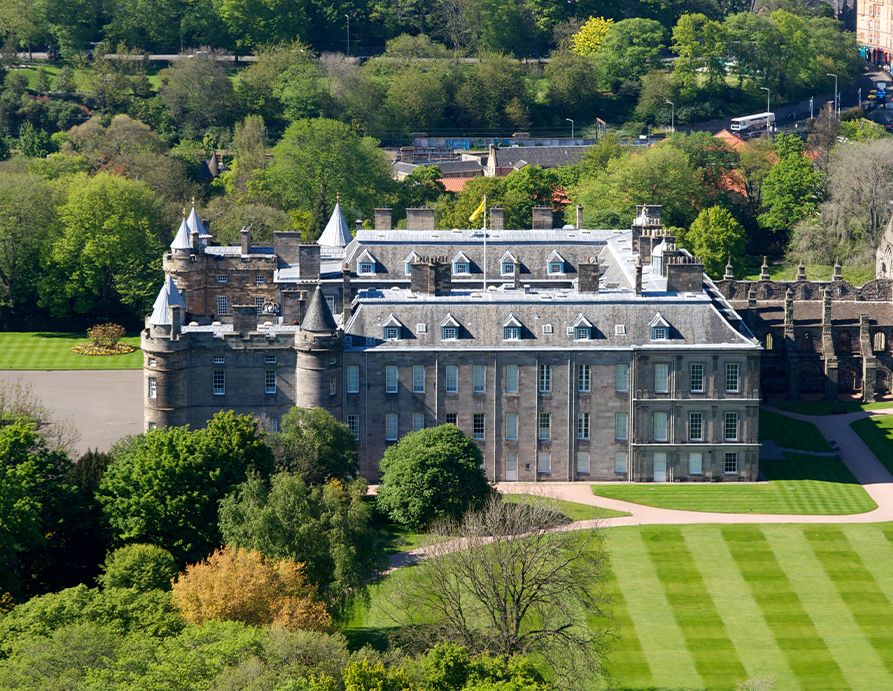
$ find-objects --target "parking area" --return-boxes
[0,370,143,455]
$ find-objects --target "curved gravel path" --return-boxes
[390,407,893,568]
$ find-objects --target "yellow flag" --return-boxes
[468,198,485,224]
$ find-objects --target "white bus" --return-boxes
[730,112,775,137]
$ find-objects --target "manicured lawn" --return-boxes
[852,416,893,474]
[591,453,875,515]
[351,523,893,689]
[759,408,832,452]
[502,493,629,520]
[774,399,893,416]
[0,332,142,370]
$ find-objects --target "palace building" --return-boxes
[143,203,766,482]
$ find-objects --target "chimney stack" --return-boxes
[240,226,251,255]
[233,305,257,335]
[406,207,435,230]
[635,257,643,296]
[169,304,182,341]
[355,218,363,233]
[578,258,600,293]
[191,229,200,252]
[575,204,583,229]
[513,261,520,290]
[490,207,505,230]
[532,206,553,229]
[832,261,842,281]
[374,208,392,230]
[410,259,451,295]
[342,265,352,323]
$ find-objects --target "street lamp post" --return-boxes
[810,96,814,119]
[760,86,770,136]
[565,118,574,139]
[826,72,838,118]
[858,87,862,107]
[665,99,675,133]
[345,14,350,57]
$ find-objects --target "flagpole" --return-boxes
[482,195,487,290]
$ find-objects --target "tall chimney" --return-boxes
[240,226,251,255]
[342,265,352,323]
[513,261,520,290]
[410,259,451,295]
[532,207,553,230]
[374,208,392,230]
[578,258,600,293]
[635,257,643,296]
[406,208,436,230]
[490,207,505,230]
[575,204,583,229]
[170,304,181,341]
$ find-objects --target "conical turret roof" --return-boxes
[301,285,337,333]
[150,275,187,326]
[317,202,352,249]
[170,217,192,251]
[186,204,207,236]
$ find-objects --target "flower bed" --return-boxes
[71,343,136,356]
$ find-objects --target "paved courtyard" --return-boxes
[0,370,143,455]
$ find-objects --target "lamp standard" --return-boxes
[565,118,574,139]
[760,86,770,136]
[826,72,838,118]
[665,100,675,133]
[345,14,350,57]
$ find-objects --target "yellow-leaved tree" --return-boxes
[170,546,331,631]
[570,17,614,57]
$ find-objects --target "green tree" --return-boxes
[543,50,601,121]
[376,424,492,531]
[269,407,358,483]
[99,544,179,592]
[216,0,309,51]
[570,16,613,56]
[839,118,890,142]
[219,473,379,614]
[576,145,700,228]
[455,54,532,130]
[17,121,53,157]
[0,172,59,317]
[41,172,164,320]
[260,118,393,232]
[381,63,454,135]
[159,54,235,137]
[396,165,447,217]
[99,411,274,563]
[0,419,85,600]
[595,18,666,90]
[672,13,726,92]
[682,206,745,277]
[758,151,823,233]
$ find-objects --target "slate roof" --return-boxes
[344,287,757,351]
[150,276,187,326]
[396,160,484,176]
[170,217,192,251]
[493,145,591,170]
[317,203,353,249]
[186,205,207,236]
[302,285,338,333]
[342,228,618,284]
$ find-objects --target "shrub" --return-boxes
[99,544,179,592]
[88,323,125,348]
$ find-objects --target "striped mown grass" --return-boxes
[759,409,832,452]
[0,332,142,370]
[502,494,629,520]
[353,524,893,689]
[592,453,876,515]
[851,416,893,474]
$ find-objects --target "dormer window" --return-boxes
[500,251,517,276]
[546,251,566,275]
[440,313,461,341]
[382,314,403,341]
[357,250,377,275]
[572,314,592,341]
[649,313,671,341]
[503,314,522,341]
[452,252,471,275]
[404,251,420,276]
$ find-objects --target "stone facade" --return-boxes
[143,204,761,483]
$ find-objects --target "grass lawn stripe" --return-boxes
[802,527,893,677]
[0,332,142,370]
[641,527,747,689]
[763,526,891,690]
[720,526,847,690]
[683,527,794,687]
[598,566,653,689]
[759,409,831,451]
[606,528,701,689]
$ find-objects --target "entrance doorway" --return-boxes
[505,452,518,481]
